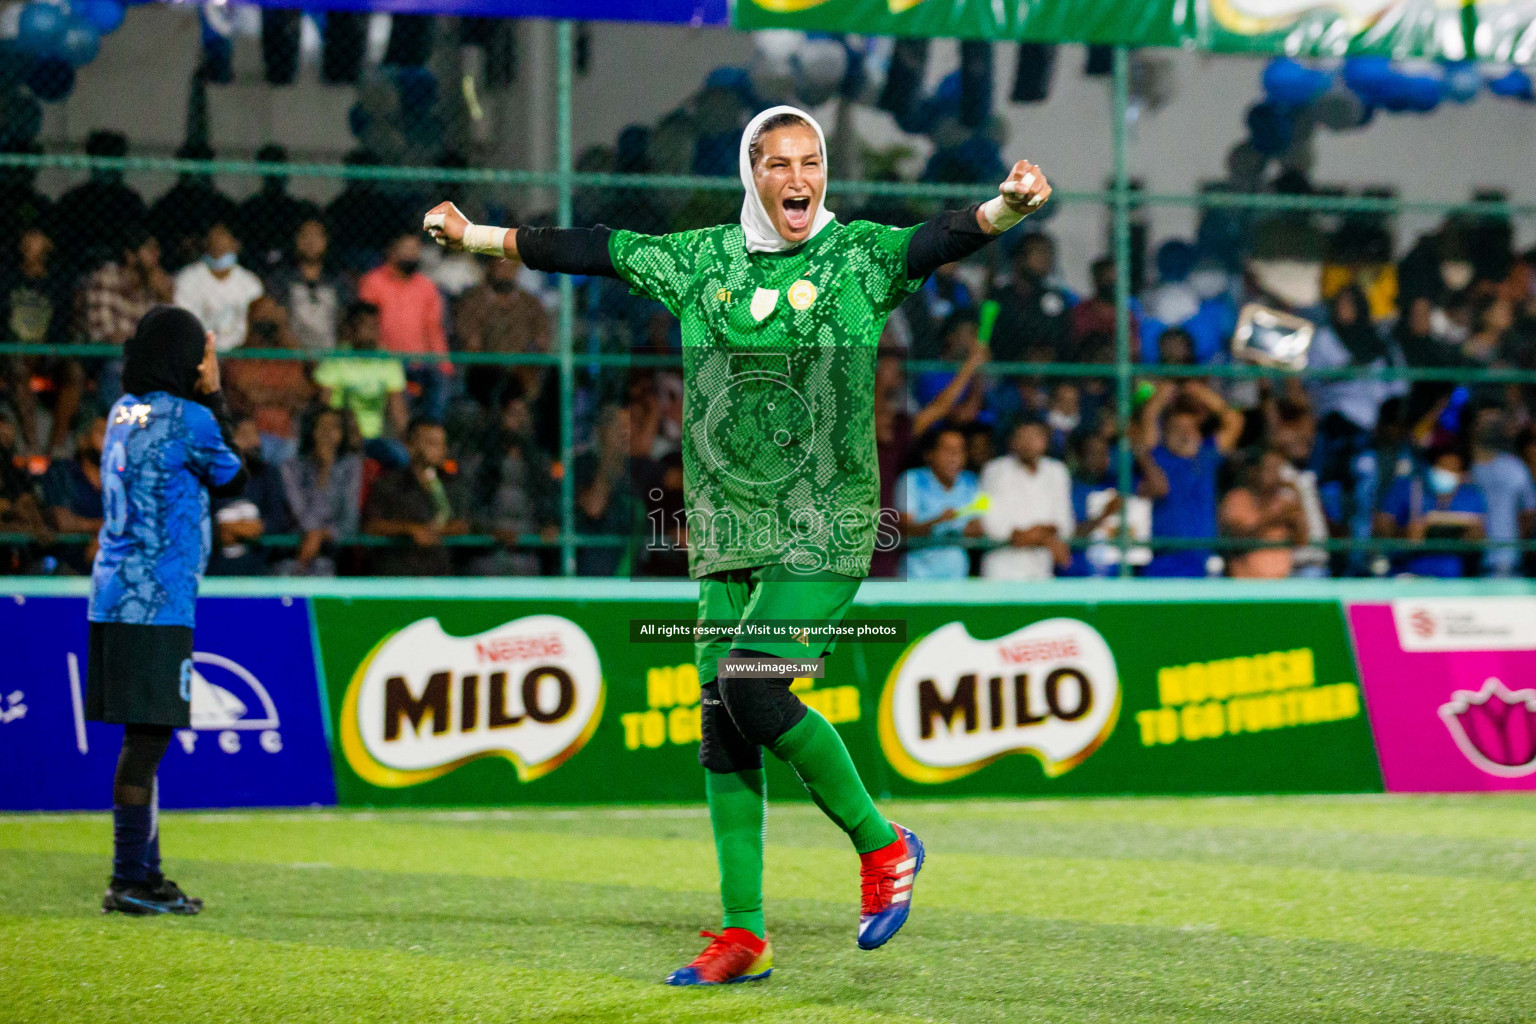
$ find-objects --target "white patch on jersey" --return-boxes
[750,288,779,323]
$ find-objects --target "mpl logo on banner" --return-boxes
[1349,599,1536,792]
[878,618,1119,783]
[0,596,335,810]
[340,615,604,787]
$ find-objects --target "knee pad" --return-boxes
[716,649,809,748]
[698,681,763,774]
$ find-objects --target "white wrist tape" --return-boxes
[462,223,509,257]
[981,194,1028,233]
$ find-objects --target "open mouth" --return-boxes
[781,196,812,232]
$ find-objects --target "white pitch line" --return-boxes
[65,652,87,754]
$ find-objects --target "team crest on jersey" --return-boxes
[750,288,779,322]
[788,279,818,310]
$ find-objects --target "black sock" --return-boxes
[112,803,153,886]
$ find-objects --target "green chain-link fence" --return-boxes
[1,30,1533,578]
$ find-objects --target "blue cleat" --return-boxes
[665,928,773,985]
[857,822,924,950]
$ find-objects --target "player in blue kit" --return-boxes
[88,305,245,915]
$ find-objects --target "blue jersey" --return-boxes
[89,392,242,627]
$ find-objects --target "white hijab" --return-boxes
[739,105,837,254]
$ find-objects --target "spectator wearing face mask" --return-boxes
[1377,446,1487,578]
[357,232,449,421]
[173,223,264,353]
[1467,405,1536,577]
[455,255,551,409]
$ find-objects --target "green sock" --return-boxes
[705,768,766,938]
[770,710,897,855]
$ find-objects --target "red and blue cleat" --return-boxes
[857,822,924,950]
[665,928,773,986]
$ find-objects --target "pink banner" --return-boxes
[1348,600,1536,792]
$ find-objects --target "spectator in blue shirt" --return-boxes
[1377,447,1487,578]
[1467,406,1534,577]
[1139,381,1244,577]
[897,425,982,579]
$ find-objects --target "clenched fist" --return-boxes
[423,201,469,250]
[999,160,1051,214]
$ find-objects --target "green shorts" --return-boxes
[694,564,862,684]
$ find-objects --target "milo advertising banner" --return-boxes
[868,599,1380,797]
[313,594,1381,806]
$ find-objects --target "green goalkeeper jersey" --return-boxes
[609,219,924,580]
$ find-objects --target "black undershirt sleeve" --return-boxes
[904,203,998,282]
[515,225,620,278]
[193,390,249,499]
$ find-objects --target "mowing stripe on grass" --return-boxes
[4,814,1532,961]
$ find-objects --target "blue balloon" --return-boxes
[16,2,67,57]
[60,18,99,68]
[76,0,125,35]
[1263,58,1330,108]
[1487,66,1533,99]
[1245,101,1294,157]
[1342,56,1394,103]
[25,56,74,102]
[1443,61,1480,103]
[1400,73,1442,112]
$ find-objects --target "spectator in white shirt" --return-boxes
[173,222,264,352]
[979,419,1075,580]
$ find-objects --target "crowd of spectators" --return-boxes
[0,125,1533,579]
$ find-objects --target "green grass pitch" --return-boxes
[2,794,1533,1023]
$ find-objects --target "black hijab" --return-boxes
[1328,286,1388,364]
[122,305,207,400]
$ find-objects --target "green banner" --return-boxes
[312,595,1381,807]
[735,0,1484,58]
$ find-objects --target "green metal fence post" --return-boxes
[557,19,577,576]
[1112,46,1133,577]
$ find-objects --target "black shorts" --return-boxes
[85,622,194,727]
